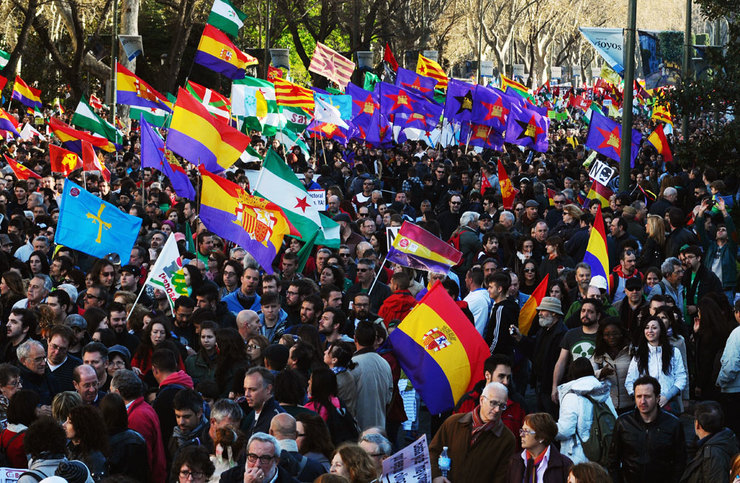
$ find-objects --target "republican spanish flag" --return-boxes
[416,54,448,90]
[386,221,462,274]
[585,179,613,209]
[4,154,41,180]
[194,25,257,80]
[48,117,118,153]
[0,108,20,138]
[199,165,297,273]
[389,281,490,414]
[49,144,81,176]
[518,275,549,336]
[116,63,172,112]
[11,76,42,109]
[583,205,610,293]
[167,87,250,173]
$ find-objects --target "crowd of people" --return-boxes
[0,101,738,483]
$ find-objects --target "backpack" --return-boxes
[18,469,47,481]
[576,394,616,465]
[325,400,360,446]
[0,429,24,467]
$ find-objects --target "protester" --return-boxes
[506,412,573,483]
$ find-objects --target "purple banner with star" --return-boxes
[471,85,511,132]
[396,67,438,102]
[585,110,642,166]
[504,104,550,152]
[443,79,475,123]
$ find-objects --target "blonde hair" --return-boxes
[646,214,666,247]
[563,204,584,219]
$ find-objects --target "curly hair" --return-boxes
[23,417,67,459]
[334,443,378,482]
[68,404,109,455]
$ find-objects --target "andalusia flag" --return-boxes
[231,76,280,136]
[254,150,340,247]
[207,0,247,38]
[144,233,188,311]
[0,49,9,70]
[130,105,170,127]
[71,95,122,144]
[275,128,309,159]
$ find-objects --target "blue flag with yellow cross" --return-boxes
[56,179,142,264]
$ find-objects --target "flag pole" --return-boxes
[368,255,387,295]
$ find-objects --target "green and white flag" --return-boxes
[144,233,188,311]
[232,76,280,136]
[254,150,340,248]
[72,95,122,143]
[275,128,309,160]
[130,105,170,127]
[279,106,311,134]
[208,0,248,38]
[0,49,9,69]
[240,144,264,163]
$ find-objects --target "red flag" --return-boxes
[89,94,104,110]
[81,140,112,182]
[383,43,398,71]
[0,75,7,92]
[4,154,41,180]
[497,159,518,210]
[267,66,283,82]
[481,172,492,195]
[49,144,81,176]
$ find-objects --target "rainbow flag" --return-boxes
[583,205,610,293]
[0,108,20,138]
[167,87,250,173]
[11,76,42,109]
[389,281,490,414]
[501,74,532,100]
[585,179,613,208]
[116,63,172,112]
[194,25,257,79]
[198,165,297,273]
[48,117,118,153]
[518,274,549,336]
[387,221,462,274]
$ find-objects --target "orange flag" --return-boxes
[49,144,81,176]
[497,159,518,210]
[4,154,41,180]
[518,274,549,336]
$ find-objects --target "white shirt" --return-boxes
[464,288,491,336]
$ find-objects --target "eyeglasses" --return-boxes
[86,293,101,300]
[357,268,369,272]
[286,291,300,296]
[63,279,75,284]
[523,268,535,273]
[450,201,462,205]
[246,453,275,464]
[553,200,564,204]
[481,395,507,410]
[519,428,537,436]
[246,344,260,350]
[179,470,205,480]
[5,379,21,387]
[296,433,305,438]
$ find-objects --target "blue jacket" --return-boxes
[222,290,261,314]
[695,211,737,290]
[717,325,740,393]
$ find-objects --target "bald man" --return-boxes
[236,310,261,343]
[73,364,103,405]
[269,413,326,480]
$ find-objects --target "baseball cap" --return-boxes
[108,344,131,365]
[120,264,139,274]
[64,314,87,331]
[525,200,539,208]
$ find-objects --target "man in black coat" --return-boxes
[680,244,723,319]
[240,367,285,438]
[680,401,739,482]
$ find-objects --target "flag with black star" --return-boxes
[443,79,475,123]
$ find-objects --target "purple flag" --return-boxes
[396,68,437,102]
[460,122,504,151]
[364,110,394,147]
[471,85,511,132]
[444,79,475,123]
[346,83,379,120]
[378,82,426,117]
[585,110,642,166]
[504,105,550,152]
[140,116,196,200]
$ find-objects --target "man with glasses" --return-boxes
[45,324,81,392]
[352,178,375,210]
[545,192,567,229]
[429,381,516,482]
[609,247,642,304]
[83,283,108,312]
[220,432,294,483]
[346,258,391,314]
[614,277,646,339]
[359,432,392,476]
[438,194,464,241]
[267,413,325,481]
[680,244,723,319]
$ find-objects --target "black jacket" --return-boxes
[485,298,520,358]
[680,428,739,483]
[19,365,58,406]
[682,265,723,308]
[608,409,686,483]
[107,429,148,481]
[240,397,286,438]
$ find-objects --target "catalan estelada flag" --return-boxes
[116,63,172,112]
[0,108,20,138]
[273,78,315,112]
[167,87,250,173]
[585,179,613,209]
[416,54,448,89]
[4,154,41,180]
[48,117,118,153]
[198,165,297,273]
[11,76,42,109]
[583,205,610,293]
[389,281,490,414]
[647,123,673,162]
[387,221,462,274]
[194,25,257,80]
[518,274,549,336]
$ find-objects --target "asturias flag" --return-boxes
[585,111,642,166]
[583,205,611,293]
[56,179,142,263]
[389,281,490,414]
[199,165,298,273]
[387,221,462,274]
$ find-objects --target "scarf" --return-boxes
[172,414,208,448]
[470,405,497,446]
[524,449,547,483]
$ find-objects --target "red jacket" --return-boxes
[0,425,27,468]
[127,396,167,483]
[378,290,417,327]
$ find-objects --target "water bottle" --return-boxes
[438,446,451,478]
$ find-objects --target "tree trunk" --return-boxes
[3,0,38,78]
[165,0,195,93]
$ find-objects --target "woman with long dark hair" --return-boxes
[625,317,687,412]
[693,297,734,401]
[0,271,25,322]
[131,318,185,384]
[213,328,249,398]
[185,321,218,386]
[0,390,39,468]
[590,318,633,414]
[324,341,358,418]
[26,251,49,276]
[305,367,341,422]
[245,334,269,368]
[296,412,335,471]
[99,393,147,481]
[64,405,109,480]
[518,258,541,296]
